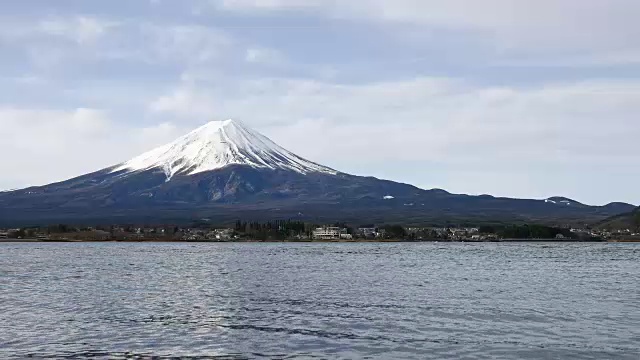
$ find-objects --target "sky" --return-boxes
[1,0,639,205]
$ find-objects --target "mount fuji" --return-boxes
[0,119,634,226]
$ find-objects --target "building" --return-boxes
[358,227,377,238]
[313,227,349,240]
[205,228,234,241]
[358,227,386,238]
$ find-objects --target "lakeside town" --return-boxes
[1,220,639,242]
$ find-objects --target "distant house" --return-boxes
[313,227,349,240]
[358,227,376,237]
[358,227,384,238]
[450,229,467,239]
[205,228,234,241]
[0,231,8,239]
[217,228,234,240]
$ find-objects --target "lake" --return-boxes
[0,242,638,359]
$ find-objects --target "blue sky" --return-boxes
[1,0,639,205]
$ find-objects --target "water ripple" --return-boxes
[1,242,638,359]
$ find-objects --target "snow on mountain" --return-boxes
[112,119,337,179]
[545,197,581,206]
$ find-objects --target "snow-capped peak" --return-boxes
[112,119,337,179]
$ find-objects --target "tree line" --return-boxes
[478,224,573,239]
[3,221,582,241]
[234,220,312,240]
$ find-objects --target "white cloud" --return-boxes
[136,24,232,64]
[245,46,286,65]
[140,121,179,138]
[216,0,640,60]
[38,16,117,44]
[0,16,233,70]
[150,75,640,166]
[0,107,179,189]
[79,23,233,66]
[218,0,326,11]
[0,15,116,43]
[8,75,45,85]
[148,88,217,118]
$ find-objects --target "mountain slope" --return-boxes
[0,119,635,226]
[597,207,640,230]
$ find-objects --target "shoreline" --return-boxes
[2,238,634,243]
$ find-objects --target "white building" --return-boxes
[313,227,349,240]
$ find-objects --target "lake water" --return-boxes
[0,242,638,359]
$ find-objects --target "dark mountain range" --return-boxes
[597,207,640,230]
[0,119,635,226]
